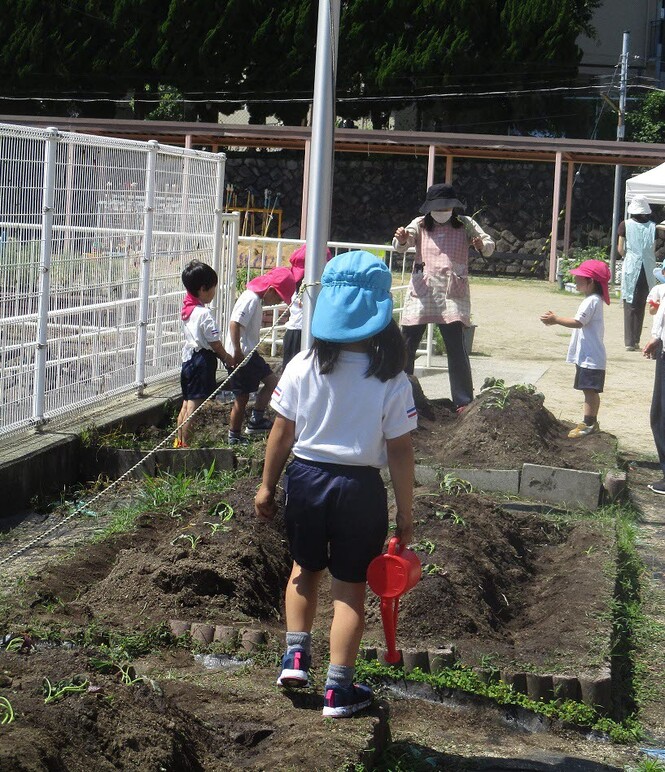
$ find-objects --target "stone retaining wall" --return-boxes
[225,152,664,276]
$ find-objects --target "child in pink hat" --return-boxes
[283,244,333,368]
[540,259,610,438]
[224,266,295,444]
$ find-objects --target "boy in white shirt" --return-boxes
[175,261,233,448]
[224,267,296,445]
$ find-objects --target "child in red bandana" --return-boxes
[175,261,233,448]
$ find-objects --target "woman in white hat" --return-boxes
[617,195,665,350]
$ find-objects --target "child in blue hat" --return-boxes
[255,250,417,718]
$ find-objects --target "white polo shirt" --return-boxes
[271,350,418,468]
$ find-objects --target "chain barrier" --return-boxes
[0,282,316,568]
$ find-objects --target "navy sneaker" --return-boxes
[276,647,310,688]
[322,683,373,718]
[246,416,273,435]
[228,433,250,446]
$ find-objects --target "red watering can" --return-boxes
[366,537,422,664]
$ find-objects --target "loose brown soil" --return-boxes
[412,386,618,472]
[0,388,641,770]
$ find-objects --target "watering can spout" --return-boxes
[366,537,422,664]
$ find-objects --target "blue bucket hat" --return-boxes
[311,251,393,343]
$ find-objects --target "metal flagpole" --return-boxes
[301,0,341,350]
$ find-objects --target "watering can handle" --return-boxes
[387,536,403,556]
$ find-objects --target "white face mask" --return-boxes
[430,210,452,224]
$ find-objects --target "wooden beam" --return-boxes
[563,161,575,257]
[445,155,454,184]
[549,152,563,282]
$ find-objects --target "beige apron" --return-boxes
[401,222,471,326]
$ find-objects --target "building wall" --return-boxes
[578,0,661,80]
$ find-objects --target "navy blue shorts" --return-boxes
[225,351,272,395]
[574,365,605,393]
[181,349,218,400]
[283,457,388,583]
[282,328,302,369]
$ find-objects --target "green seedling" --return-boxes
[422,563,447,576]
[412,539,436,555]
[171,533,200,551]
[626,760,665,772]
[90,656,143,686]
[439,473,473,495]
[435,507,466,526]
[480,377,539,410]
[210,501,234,522]
[43,676,89,704]
[0,696,14,724]
[5,637,25,652]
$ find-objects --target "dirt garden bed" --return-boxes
[0,384,643,770]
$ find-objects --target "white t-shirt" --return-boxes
[181,306,220,363]
[285,291,303,331]
[225,290,263,354]
[271,350,418,468]
[566,294,606,370]
[646,284,665,309]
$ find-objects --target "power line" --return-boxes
[1,82,662,106]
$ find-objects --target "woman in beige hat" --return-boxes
[618,195,665,350]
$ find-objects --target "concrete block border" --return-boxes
[168,619,269,654]
[359,645,613,714]
[416,461,616,510]
[83,447,237,480]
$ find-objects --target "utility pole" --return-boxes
[609,31,630,282]
[301,0,341,350]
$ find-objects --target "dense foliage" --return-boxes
[0,0,600,127]
[626,90,665,144]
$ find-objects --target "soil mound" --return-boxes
[364,487,614,671]
[412,386,617,471]
[16,478,291,633]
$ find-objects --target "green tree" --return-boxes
[626,90,665,144]
[336,0,600,129]
[0,0,601,128]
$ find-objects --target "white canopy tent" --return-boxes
[625,161,665,204]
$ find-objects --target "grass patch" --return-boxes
[94,462,239,539]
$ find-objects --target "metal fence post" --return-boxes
[224,212,240,337]
[211,152,227,331]
[135,140,158,394]
[32,127,59,426]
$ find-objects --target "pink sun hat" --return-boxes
[289,243,333,283]
[570,259,611,305]
[246,266,296,304]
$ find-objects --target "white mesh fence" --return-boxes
[0,123,233,437]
